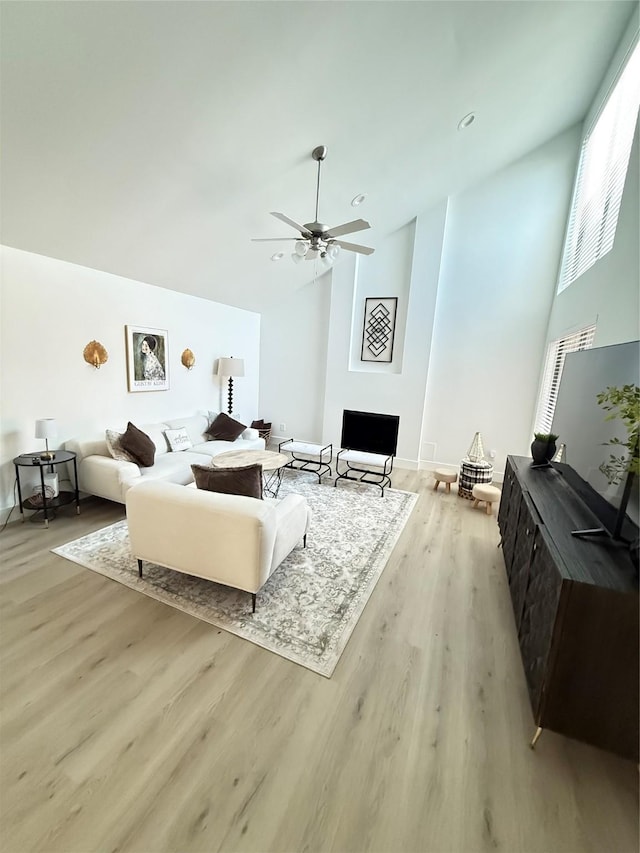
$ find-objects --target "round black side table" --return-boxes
[13,451,80,528]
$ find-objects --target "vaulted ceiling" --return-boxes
[1,1,635,312]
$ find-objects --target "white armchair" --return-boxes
[125,481,311,611]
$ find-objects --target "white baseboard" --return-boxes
[270,441,504,483]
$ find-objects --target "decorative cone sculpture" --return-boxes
[466,432,486,463]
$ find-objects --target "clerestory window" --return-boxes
[557,39,640,294]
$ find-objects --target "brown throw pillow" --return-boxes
[191,463,263,499]
[119,422,156,467]
[205,412,247,441]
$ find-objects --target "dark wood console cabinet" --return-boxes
[498,456,638,761]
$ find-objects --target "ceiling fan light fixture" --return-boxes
[457,112,476,130]
[253,145,374,261]
[351,194,366,207]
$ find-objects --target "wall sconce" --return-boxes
[181,349,196,370]
[83,341,108,369]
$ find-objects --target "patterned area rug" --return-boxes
[52,471,418,677]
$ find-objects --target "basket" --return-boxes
[458,459,493,499]
[251,419,272,445]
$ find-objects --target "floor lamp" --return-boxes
[217,357,244,415]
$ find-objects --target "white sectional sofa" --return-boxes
[65,413,265,504]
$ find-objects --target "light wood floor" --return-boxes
[1,470,637,853]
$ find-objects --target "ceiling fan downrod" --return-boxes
[312,145,327,223]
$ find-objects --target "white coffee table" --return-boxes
[212,449,289,498]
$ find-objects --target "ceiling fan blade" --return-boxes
[334,240,375,256]
[270,211,310,235]
[251,237,298,242]
[325,219,371,238]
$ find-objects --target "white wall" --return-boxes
[258,274,331,442]
[421,126,582,475]
[259,204,447,464]
[258,128,583,476]
[0,247,260,513]
[322,207,447,465]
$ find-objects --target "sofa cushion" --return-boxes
[105,428,138,463]
[164,427,193,453]
[205,412,246,441]
[138,422,171,456]
[164,414,209,446]
[132,451,205,486]
[120,422,156,467]
[191,462,263,499]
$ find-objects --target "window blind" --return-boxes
[534,325,596,435]
[557,39,640,293]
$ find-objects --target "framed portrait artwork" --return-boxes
[125,325,169,392]
[361,297,397,363]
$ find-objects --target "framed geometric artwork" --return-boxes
[361,297,398,363]
[125,325,169,392]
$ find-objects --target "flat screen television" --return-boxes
[551,340,639,544]
[341,410,399,457]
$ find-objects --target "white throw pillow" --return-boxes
[105,429,137,463]
[164,427,193,452]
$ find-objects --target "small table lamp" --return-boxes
[35,418,57,460]
[217,357,245,415]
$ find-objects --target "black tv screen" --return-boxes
[341,410,399,457]
[552,340,639,539]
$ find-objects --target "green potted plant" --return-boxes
[531,432,559,466]
[597,384,640,568]
[596,384,640,485]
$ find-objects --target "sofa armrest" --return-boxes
[78,454,141,503]
[242,427,259,440]
[268,494,311,581]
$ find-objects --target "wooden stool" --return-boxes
[433,468,457,493]
[472,483,501,515]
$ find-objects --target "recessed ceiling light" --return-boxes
[271,251,284,261]
[351,194,366,207]
[458,112,476,130]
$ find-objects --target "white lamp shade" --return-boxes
[35,418,57,439]
[217,357,245,378]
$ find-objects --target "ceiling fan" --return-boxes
[251,145,374,266]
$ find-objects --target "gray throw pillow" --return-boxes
[119,422,156,467]
[205,412,246,441]
[105,428,137,463]
[191,463,263,499]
